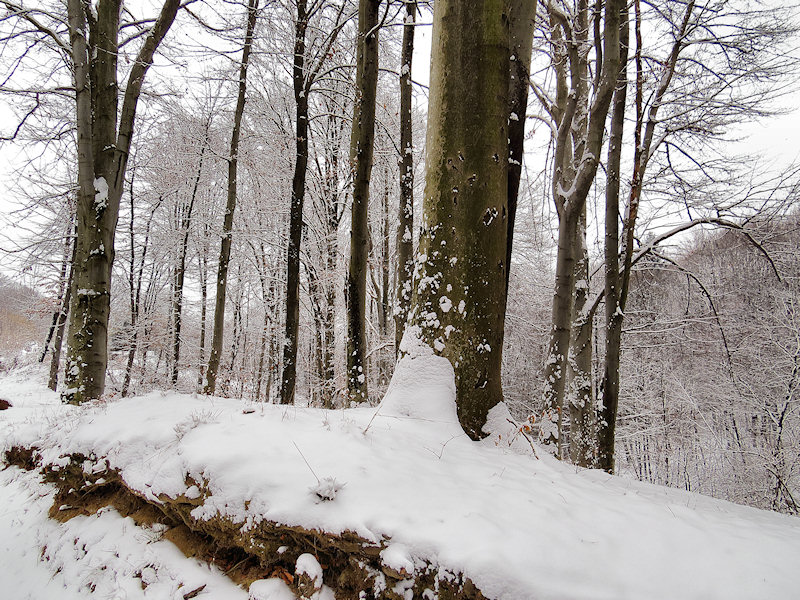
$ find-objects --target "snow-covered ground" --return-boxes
[2,357,800,600]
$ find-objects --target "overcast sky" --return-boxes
[2,6,799,281]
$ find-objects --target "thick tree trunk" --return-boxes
[345,0,380,403]
[394,0,415,355]
[280,0,309,405]
[204,0,258,395]
[408,0,509,439]
[63,0,181,403]
[63,0,117,403]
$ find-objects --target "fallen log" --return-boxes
[4,447,489,600]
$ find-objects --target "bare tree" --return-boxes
[345,0,380,403]
[204,0,259,395]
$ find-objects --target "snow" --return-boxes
[295,553,323,582]
[0,467,246,600]
[93,177,109,211]
[2,364,800,599]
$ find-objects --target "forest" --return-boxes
[1,0,800,598]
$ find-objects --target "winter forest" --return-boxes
[1,0,800,598]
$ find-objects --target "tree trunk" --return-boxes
[394,0,415,355]
[379,169,391,385]
[280,0,309,405]
[540,210,580,449]
[505,0,536,296]
[538,0,623,448]
[197,245,208,387]
[346,0,380,403]
[171,138,207,386]
[48,231,76,391]
[568,206,594,465]
[63,0,181,403]
[62,0,117,403]
[204,0,259,395]
[41,223,74,364]
[408,0,509,439]
[598,6,630,473]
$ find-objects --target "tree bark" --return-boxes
[204,0,259,395]
[63,0,181,403]
[394,0,415,355]
[48,227,76,391]
[345,0,380,403]
[505,0,536,296]
[597,6,630,473]
[280,0,310,405]
[539,0,623,448]
[408,0,509,439]
[568,206,594,465]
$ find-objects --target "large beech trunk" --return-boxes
[408,0,510,439]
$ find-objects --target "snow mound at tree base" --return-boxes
[379,325,461,433]
[2,371,800,599]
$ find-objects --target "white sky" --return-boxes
[2,4,800,280]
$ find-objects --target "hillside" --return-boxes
[2,357,799,600]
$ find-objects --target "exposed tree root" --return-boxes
[4,447,489,600]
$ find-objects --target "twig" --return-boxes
[293,441,320,483]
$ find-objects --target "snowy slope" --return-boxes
[2,361,800,600]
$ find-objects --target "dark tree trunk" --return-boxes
[346,0,380,403]
[204,0,259,395]
[280,0,309,405]
[394,0,415,355]
[598,7,629,473]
